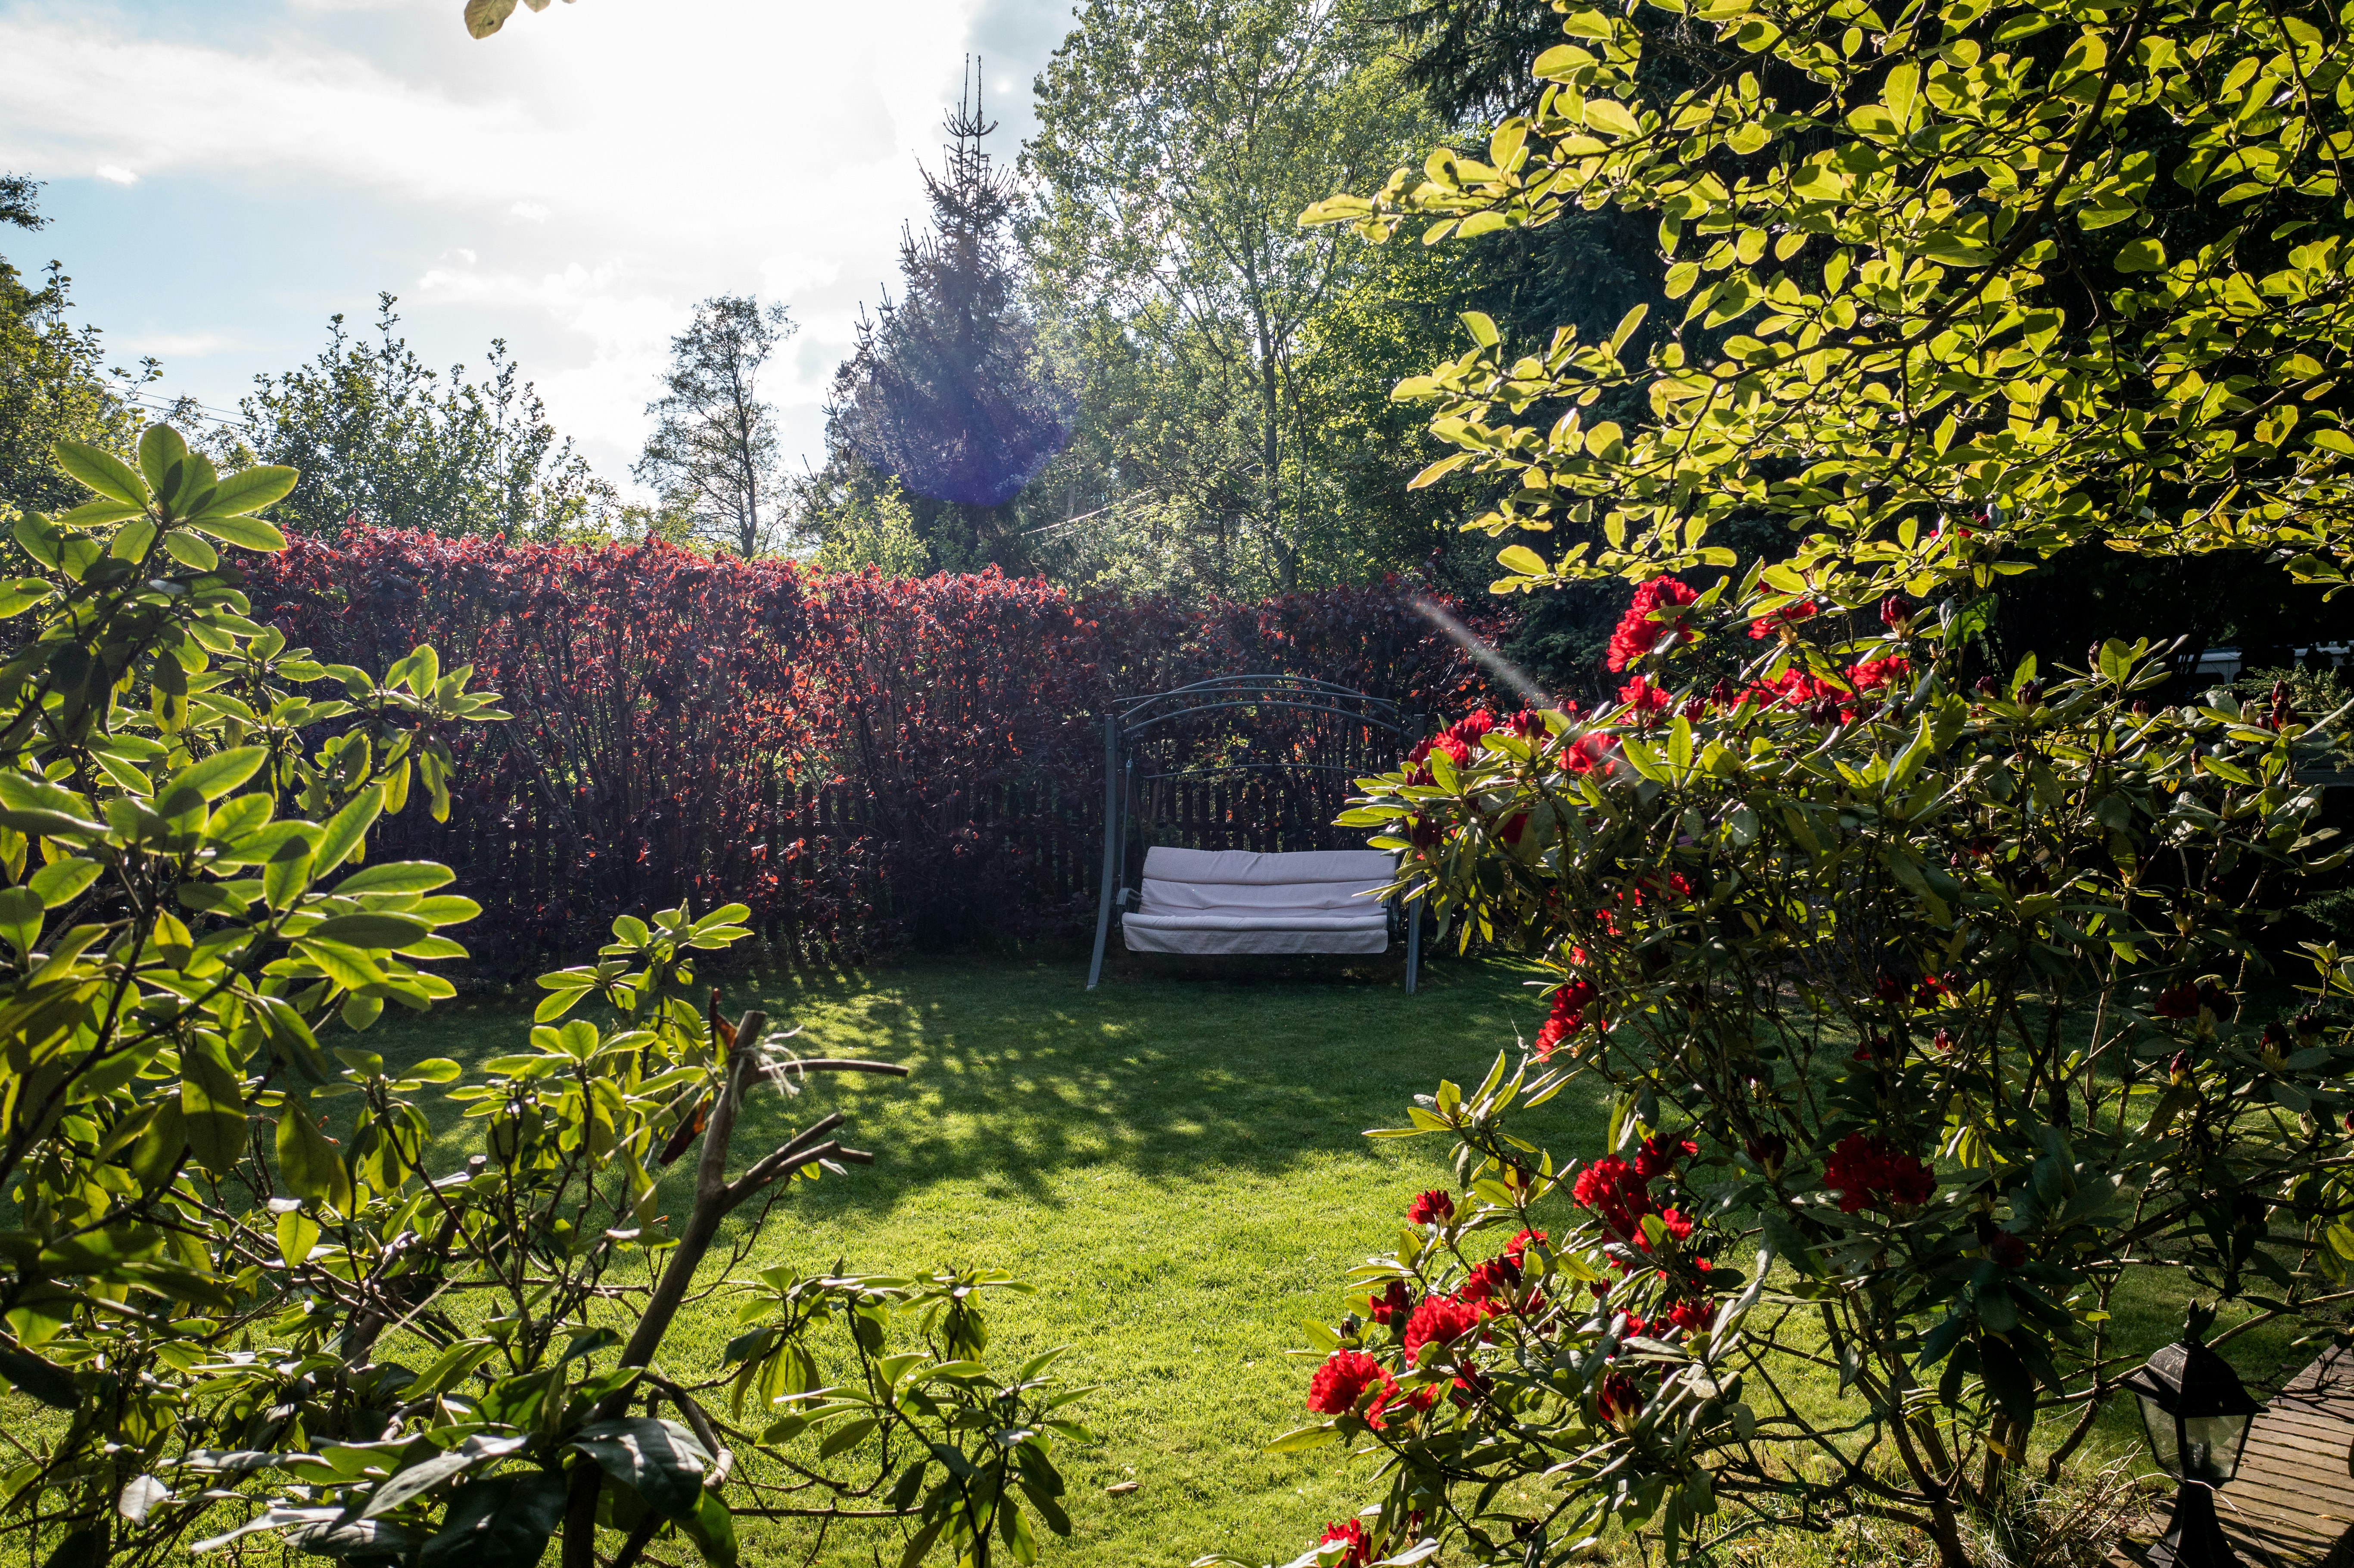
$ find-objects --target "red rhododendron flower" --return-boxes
[1604,578,1700,671]
[1458,1258,1520,1313]
[1505,1229,1547,1269]
[1666,1296,1717,1335]
[1534,977,1598,1060]
[2154,984,2199,1020]
[1317,1518,1372,1568]
[1571,1156,1653,1239]
[1557,731,1615,776]
[1504,708,1550,739]
[1617,675,1672,716]
[1368,1379,1437,1429]
[1632,1133,1697,1181]
[1448,709,1496,745]
[1597,1372,1642,1421]
[1368,1279,1413,1326]
[1406,1189,1454,1226]
[1402,1293,1484,1360]
[1820,1132,1937,1214]
[1848,653,1912,692]
[1306,1348,1394,1415]
[1750,668,1854,724]
[1748,600,1818,638]
[1988,1232,2029,1268]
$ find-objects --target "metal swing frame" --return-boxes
[1085,674,1424,992]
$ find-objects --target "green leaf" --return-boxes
[52,442,149,509]
[0,1347,77,1409]
[0,886,40,960]
[181,1033,249,1176]
[335,861,456,895]
[28,857,102,909]
[314,784,385,875]
[417,1470,569,1568]
[567,1419,710,1521]
[310,912,435,948]
[187,513,288,552]
[675,1490,738,1568]
[2114,237,2167,272]
[192,464,298,520]
[156,746,268,814]
[276,1095,353,1211]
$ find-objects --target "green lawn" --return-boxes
[386,952,1582,1568]
[19,951,2284,1565]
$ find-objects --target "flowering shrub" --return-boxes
[249,530,1507,964]
[1267,0,2354,1552]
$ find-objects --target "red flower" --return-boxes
[1987,1232,2029,1268]
[1665,1297,1716,1336]
[1402,1293,1485,1360]
[1820,1133,1937,1214]
[2154,984,2199,1020]
[1748,600,1818,638]
[1636,1207,1695,1249]
[1448,709,1497,745]
[1617,675,1672,716]
[1632,1133,1697,1181]
[1406,1189,1454,1226]
[1571,1156,1653,1240]
[1597,1372,1642,1422]
[1848,654,1912,693]
[1505,1229,1547,1269]
[1914,973,1951,1007]
[1604,579,1700,672]
[1317,1518,1372,1568]
[1458,1258,1520,1313]
[1368,1279,1413,1326]
[1367,1380,1436,1430]
[1880,595,1912,632]
[1534,977,1598,1059]
[1750,667,1854,724]
[1504,708,1550,739]
[1307,1348,1394,1415]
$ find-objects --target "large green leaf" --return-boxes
[417,1471,568,1568]
[189,464,297,520]
[275,1094,353,1211]
[567,1418,710,1520]
[181,1033,249,1176]
[52,442,148,508]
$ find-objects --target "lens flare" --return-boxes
[1409,594,1553,710]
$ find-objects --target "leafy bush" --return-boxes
[0,429,1081,1568]
[1258,0,2354,1561]
[247,528,1510,963]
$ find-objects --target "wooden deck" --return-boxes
[2217,1344,2354,1568]
[2122,1344,2354,1568]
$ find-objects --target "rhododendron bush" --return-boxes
[246,530,1501,965]
[1255,0,2354,1560]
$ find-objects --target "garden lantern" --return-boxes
[2119,1308,2264,1568]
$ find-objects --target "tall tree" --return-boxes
[1020,0,1436,591]
[825,65,1071,572]
[0,175,140,518]
[636,295,792,558]
[226,294,610,539]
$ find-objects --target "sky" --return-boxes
[0,0,1074,496]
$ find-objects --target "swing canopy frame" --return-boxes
[1085,674,1424,990]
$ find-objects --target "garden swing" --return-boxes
[1085,675,1424,992]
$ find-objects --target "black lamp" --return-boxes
[2118,1304,2264,1568]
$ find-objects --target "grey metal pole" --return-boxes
[1404,897,1420,996]
[1087,712,1119,989]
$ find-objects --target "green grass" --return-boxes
[16,950,2304,1565]
[383,952,1585,1568]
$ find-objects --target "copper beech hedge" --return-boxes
[246,529,1506,967]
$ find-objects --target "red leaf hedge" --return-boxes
[250,529,1510,967]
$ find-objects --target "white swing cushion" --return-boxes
[1122,846,1395,956]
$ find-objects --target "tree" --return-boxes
[825,68,1071,573]
[0,176,141,518]
[1020,0,1440,591]
[1247,0,2354,1563]
[636,295,792,558]
[0,429,1081,1567]
[227,295,613,540]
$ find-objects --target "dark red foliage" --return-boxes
[247,529,1508,967]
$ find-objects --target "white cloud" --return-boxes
[121,331,233,358]
[94,163,136,184]
[0,0,1053,488]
